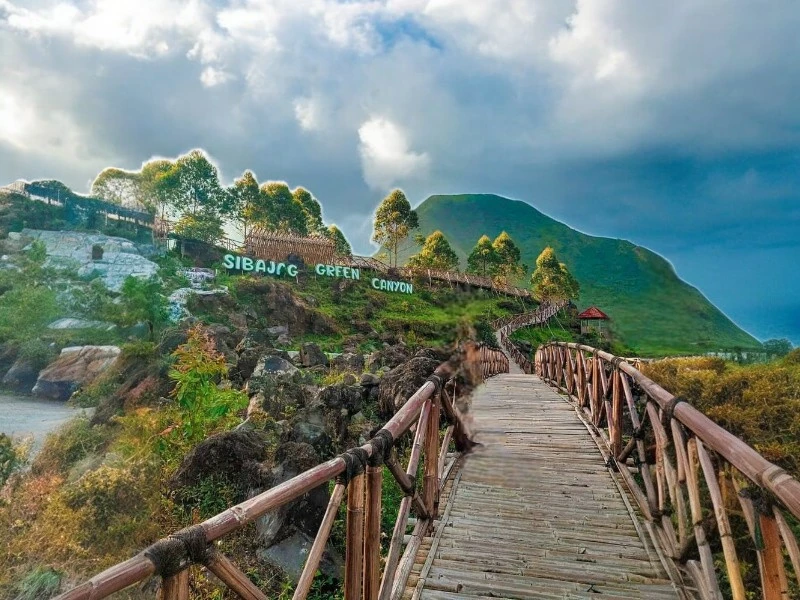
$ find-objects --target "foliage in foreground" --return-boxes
[643,351,800,477]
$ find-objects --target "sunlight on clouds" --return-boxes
[294,97,323,131]
[358,117,430,190]
[200,66,233,87]
[0,92,31,149]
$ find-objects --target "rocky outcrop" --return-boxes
[366,344,410,372]
[32,346,121,401]
[332,352,365,373]
[170,429,271,495]
[2,358,40,392]
[299,342,328,367]
[234,278,337,335]
[21,229,158,292]
[377,349,444,416]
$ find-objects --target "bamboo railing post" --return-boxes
[423,391,441,518]
[591,353,600,425]
[344,473,366,600]
[611,368,623,457]
[292,483,346,600]
[159,570,189,600]
[363,463,383,600]
[208,553,269,600]
[758,511,790,600]
[695,441,746,600]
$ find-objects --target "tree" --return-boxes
[90,168,142,207]
[763,338,793,357]
[530,247,580,301]
[372,189,419,267]
[259,182,308,234]
[407,230,459,271]
[173,212,224,244]
[160,150,230,221]
[492,231,525,283]
[466,235,499,277]
[114,275,169,340]
[230,170,264,240]
[139,158,174,218]
[292,187,324,234]
[326,224,352,255]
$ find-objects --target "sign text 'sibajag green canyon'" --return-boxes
[222,253,413,294]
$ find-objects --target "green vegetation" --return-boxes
[372,189,419,267]
[530,246,579,301]
[643,352,800,477]
[325,224,352,255]
[408,230,459,270]
[402,194,760,356]
[466,234,497,277]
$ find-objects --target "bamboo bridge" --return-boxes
[57,304,800,600]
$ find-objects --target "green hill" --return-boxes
[398,194,759,356]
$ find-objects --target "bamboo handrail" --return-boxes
[56,344,509,600]
[535,341,800,600]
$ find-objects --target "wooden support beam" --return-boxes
[423,392,441,518]
[344,473,365,600]
[363,465,383,600]
[292,483,345,600]
[159,570,189,600]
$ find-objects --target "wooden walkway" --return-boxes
[403,374,684,600]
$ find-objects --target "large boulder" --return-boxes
[32,346,121,401]
[234,279,337,335]
[2,357,40,392]
[318,384,365,414]
[299,342,328,368]
[170,429,271,496]
[332,352,364,373]
[366,344,410,372]
[377,352,442,416]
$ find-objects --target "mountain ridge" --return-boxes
[399,193,759,355]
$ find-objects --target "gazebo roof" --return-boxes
[578,306,609,320]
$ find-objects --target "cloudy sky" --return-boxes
[1,0,798,343]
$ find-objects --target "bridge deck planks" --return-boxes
[404,374,683,600]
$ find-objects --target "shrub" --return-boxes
[14,567,62,600]
[0,433,27,486]
[33,418,111,476]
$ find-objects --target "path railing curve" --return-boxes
[56,345,508,600]
[493,300,568,373]
[537,342,800,600]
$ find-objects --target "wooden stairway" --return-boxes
[402,374,688,600]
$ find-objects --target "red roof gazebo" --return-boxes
[578,306,609,336]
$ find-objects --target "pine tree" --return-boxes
[492,231,525,283]
[372,189,419,267]
[326,225,352,256]
[530,247,580,301]
[408,231,459,271]
[466,235,499,277]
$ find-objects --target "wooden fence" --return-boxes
[55,344,508,600]
[536,342,800,600]
[245,229,339,266]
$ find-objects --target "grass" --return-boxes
[400,194,761,356]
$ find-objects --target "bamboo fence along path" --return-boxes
[402,373,685,600]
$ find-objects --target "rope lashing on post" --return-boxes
[662,396,687,426]
[336,447,369,484]
[143,524,209,578]
[426,374,443,394]
[367,429,394,467]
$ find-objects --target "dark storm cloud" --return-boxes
[0,0,798,342]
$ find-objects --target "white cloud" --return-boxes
[358,117,430,189]
[200,66,233,87]
[294,97,324,131]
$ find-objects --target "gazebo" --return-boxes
[578,306,609,336]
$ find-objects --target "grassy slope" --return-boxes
[399,194,759,356]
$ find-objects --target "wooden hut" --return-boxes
[578,306,609,336]
[244,228,339,265]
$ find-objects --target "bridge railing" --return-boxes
[536,342,800,600]
[493,301,568,373]
[56,345,507,600]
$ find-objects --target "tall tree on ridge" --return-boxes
[408,230,459,271]
[260,182,308,234]
[230,170,264,240]
[372,189,419,267]
[466,234,499,277]
[492,231,525,283]
[292,187,324,235]
[530,246,580,301]
[326,224,352,255]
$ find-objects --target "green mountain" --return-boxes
[400,194,759,355]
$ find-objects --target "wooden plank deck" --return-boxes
[403,374,685,600]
